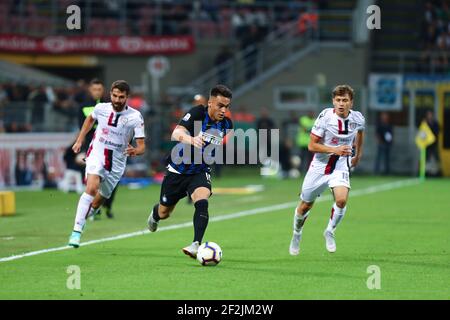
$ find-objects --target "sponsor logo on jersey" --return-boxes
[201,131,223,145]
[102,128,109,135]
[107,129,124,137]
[104,140,124,149]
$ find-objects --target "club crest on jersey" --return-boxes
[119,117,128,126]
[349,122,357,130]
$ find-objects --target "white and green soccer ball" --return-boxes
[196,242,222,266]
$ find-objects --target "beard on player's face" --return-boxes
[112,100,126,111]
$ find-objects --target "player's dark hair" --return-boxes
[111,80,130,95]
[210,84,232,99]
[332,85,354,100]
[89,78,103,86]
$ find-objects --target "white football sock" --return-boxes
[326,203,347,233]
[73,193,94,233]
[293,208,309,234]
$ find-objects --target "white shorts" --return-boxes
[85,155,125,199]
[300,169,351,203]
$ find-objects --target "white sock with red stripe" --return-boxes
[73,192,95,233]
[293,208,309,234]
[326,203,346,233]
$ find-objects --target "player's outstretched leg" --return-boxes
[289,206,310,255]
[103,186,117,219]
[182,199,209,259]
[68,192,99,248]
[323,203,347,253]
[147,204,160,232]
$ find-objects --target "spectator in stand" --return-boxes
[214,45,234,86]
[54,87,77,122]
[28,85,49,126]
[424,110,441,176]
[256,107,276,159]
[15,150,33,186]
[231,10,246,39]
[374,112,393,175]
[0,84,8,107]
[60,142,85,194]
[241,24,262,80]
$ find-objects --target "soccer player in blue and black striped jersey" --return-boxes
[147,84,233,259]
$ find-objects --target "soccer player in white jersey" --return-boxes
[289,85,365,255]
[68,80,146,248]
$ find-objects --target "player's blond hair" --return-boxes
[332,85,354,100]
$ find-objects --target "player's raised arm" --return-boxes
[172,125,204,148]
[308,134,352,156]
[72,114,96,153]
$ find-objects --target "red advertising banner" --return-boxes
[0,35,195,55]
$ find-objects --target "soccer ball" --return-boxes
[196,242,222,266]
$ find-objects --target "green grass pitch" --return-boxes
[0,169,449,299]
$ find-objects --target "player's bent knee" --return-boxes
[85,188,98,197]
[191,188,211,202]
[335,199,347,208]
[194,199,208,213]
[158,204,174,219]
[300,201,314,212]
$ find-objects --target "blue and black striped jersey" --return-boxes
[167,105,233,174]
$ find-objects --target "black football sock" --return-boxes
[152,204,160,222]
[193,199,209,243]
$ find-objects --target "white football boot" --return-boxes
[323,230,336,253]
[147,214,159,232]
[289,232,302,256]
[68,231,81,248]
[182,241,200,259]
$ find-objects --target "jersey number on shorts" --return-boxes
[342,172,349,182]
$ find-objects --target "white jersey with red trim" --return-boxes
[86,102,145,169]
[309,108,365,174]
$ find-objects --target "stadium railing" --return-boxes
[371,50,450,74]
[167,18,320,103]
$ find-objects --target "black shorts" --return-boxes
[159,171,212,206]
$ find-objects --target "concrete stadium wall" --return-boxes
[234,45,369,124]
[98,39,234,93]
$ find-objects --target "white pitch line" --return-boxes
[0,178,420,263]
